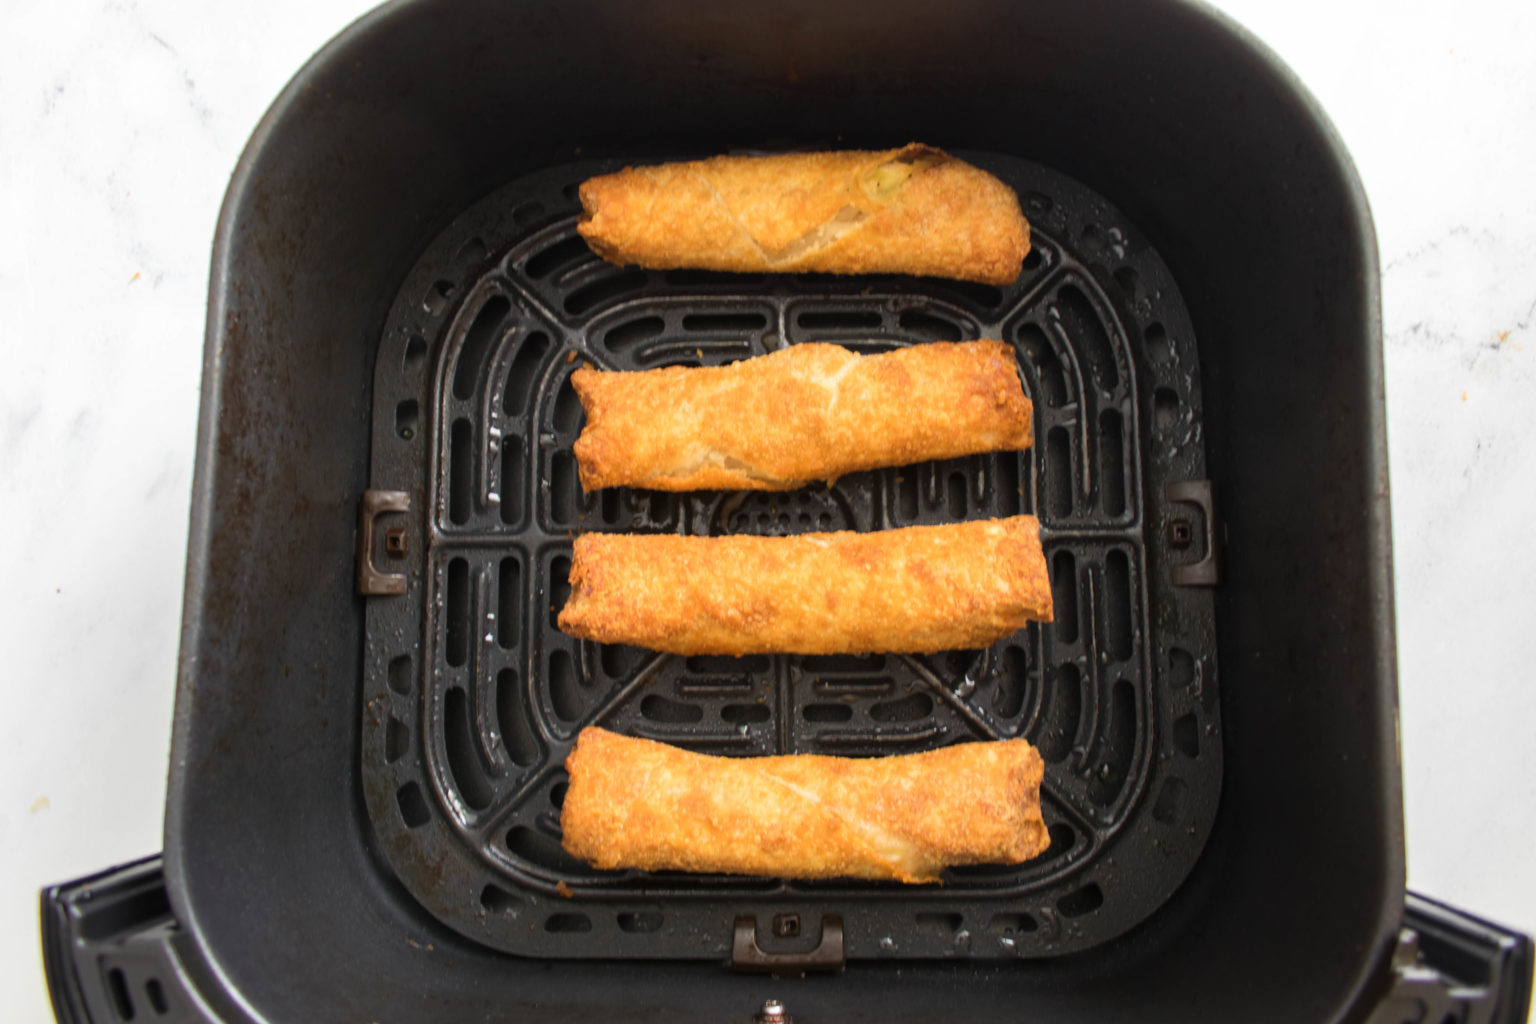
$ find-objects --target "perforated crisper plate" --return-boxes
[359,153,1222,962]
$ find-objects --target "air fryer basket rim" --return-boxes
[164,0,1405,1020]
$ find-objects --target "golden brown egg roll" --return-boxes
[572,340,1032,493]
[577,144,1029,285]
[556,516,1052,655]
[560,727,1050,883]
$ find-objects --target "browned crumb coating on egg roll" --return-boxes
[560,727,1050,883]
[572,340,1032,493]
[576,144,1030,285]
[556,516,1052,656]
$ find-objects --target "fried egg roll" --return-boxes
[557,516,1052,655]
[560,727,1050,883]
[577,144,1029,285]
[572,340,1032,493]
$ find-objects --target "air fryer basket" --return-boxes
[360,155,1221,963]
[53,0,1527,1020]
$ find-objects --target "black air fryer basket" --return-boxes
[42,1,1533,1022]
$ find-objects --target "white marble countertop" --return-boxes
[3,0,1533,1018]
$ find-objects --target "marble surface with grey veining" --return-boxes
[2,1,1533,1017]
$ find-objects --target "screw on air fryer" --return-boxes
[384,528,409,557]
[755,999,791,1024]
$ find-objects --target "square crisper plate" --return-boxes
[358,153,1221,962]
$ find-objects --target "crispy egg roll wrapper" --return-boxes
[561,727,1050,883]
[572,340,1032,492]
[577,144,1029,285]
[557,516,1052,656]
